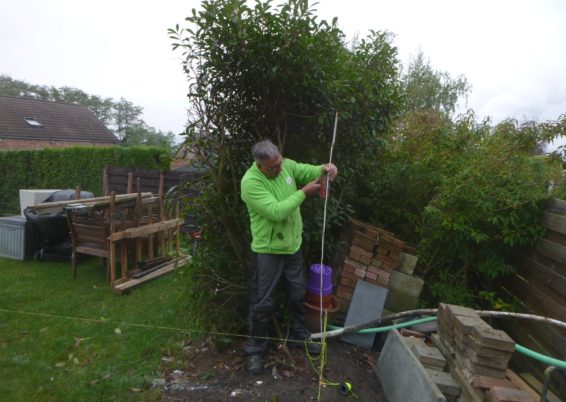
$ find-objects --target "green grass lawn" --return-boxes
[0,256,194,401]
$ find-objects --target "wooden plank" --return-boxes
[537,238,566,266]
[547,198,566,215]
[498,317,562,359]
[516,320,566,359]
[542,211,566,235]
[504,333,563,395]
[107,179,129,188]
[532,250,566,277]
[501,275,566,322]
[494,287,566,359]
[108,218,182,241]
[520,372,563,402]
[544,230,566,248]
[510,353,565,400]
[505,370,541,402]
[76,246,107,258]
[112,255,189,294]
[515,254,566,298]
[30,192,152,210]
[106,166,134,175]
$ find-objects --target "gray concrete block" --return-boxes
[388,271,424,297]
[376,330,447,402]
[384,288,419,312]
[442,303,480,320]
[425,369,461,397]
[486,386,536,402]
[399,252,418,275]
[412,344,447,369]
[453,316,487,336]
[470,325,515,352]
[452,365,485,402]
[341,281,388,349]
[464,346,511,370]
[459,358,507,379]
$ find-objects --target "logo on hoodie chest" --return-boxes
[286,176,293,185]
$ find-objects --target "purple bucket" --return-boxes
[306,264,333,296]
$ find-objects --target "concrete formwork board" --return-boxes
[375,329,447,402]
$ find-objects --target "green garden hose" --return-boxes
[328,316,566,367]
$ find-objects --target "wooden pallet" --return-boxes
[112,255,190,294]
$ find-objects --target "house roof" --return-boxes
[0,96,118,144]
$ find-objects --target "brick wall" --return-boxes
[335,219,409,311]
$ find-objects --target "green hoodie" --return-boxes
[241,158,322,254]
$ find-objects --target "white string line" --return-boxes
[319,112,339,333]
[0,307,319,345]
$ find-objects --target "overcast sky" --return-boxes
[1,0,565,142]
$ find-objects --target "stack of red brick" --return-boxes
[335,219,405,311]
[435,304,535,402]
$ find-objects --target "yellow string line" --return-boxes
[0,307,319,346]
[317,311,327,401]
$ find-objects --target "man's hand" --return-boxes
[323,163,338,180]
[301,178,321,196]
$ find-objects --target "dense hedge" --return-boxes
[0,146,170,215]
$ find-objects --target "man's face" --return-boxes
[258,155,283,178]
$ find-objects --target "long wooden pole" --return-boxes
[28,192,152,210]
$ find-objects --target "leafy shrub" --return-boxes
[370,110,564,306]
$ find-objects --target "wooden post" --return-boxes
[127,172,133,194]
[75,186,81,200]
[159,171,165,198]
[120,240,128,280]
[148,206,154,258]
[135,178,142,265]
[120,211,128,280]
[109,192,116,283]
[175,202,180,256]
[109,192,116,233]
[159,196,166,256]
[110,241,116,283]
[168,226,173,254]
[103,166,109,196]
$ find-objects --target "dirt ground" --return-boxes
[157,336,385,402]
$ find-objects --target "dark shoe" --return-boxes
[294,339,321,356]
[247,354,264,375]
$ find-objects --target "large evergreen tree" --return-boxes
[170,0,402,329]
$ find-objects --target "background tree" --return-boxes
[122,124,176,147]
[367,52,564,306]
[170,0,402,329]
[400,51,470,116]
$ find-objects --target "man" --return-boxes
[240,139,338,374]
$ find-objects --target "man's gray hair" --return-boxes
[252,139,280,163]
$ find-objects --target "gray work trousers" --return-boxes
[244,249,309,355]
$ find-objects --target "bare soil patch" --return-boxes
[158,337,385,401]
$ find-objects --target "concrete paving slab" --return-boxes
[376,330,447,402]
[341,280,388,349]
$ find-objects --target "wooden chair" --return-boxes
[66,207,113,280]
[66,188,177,282]
[66,192,132,281]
